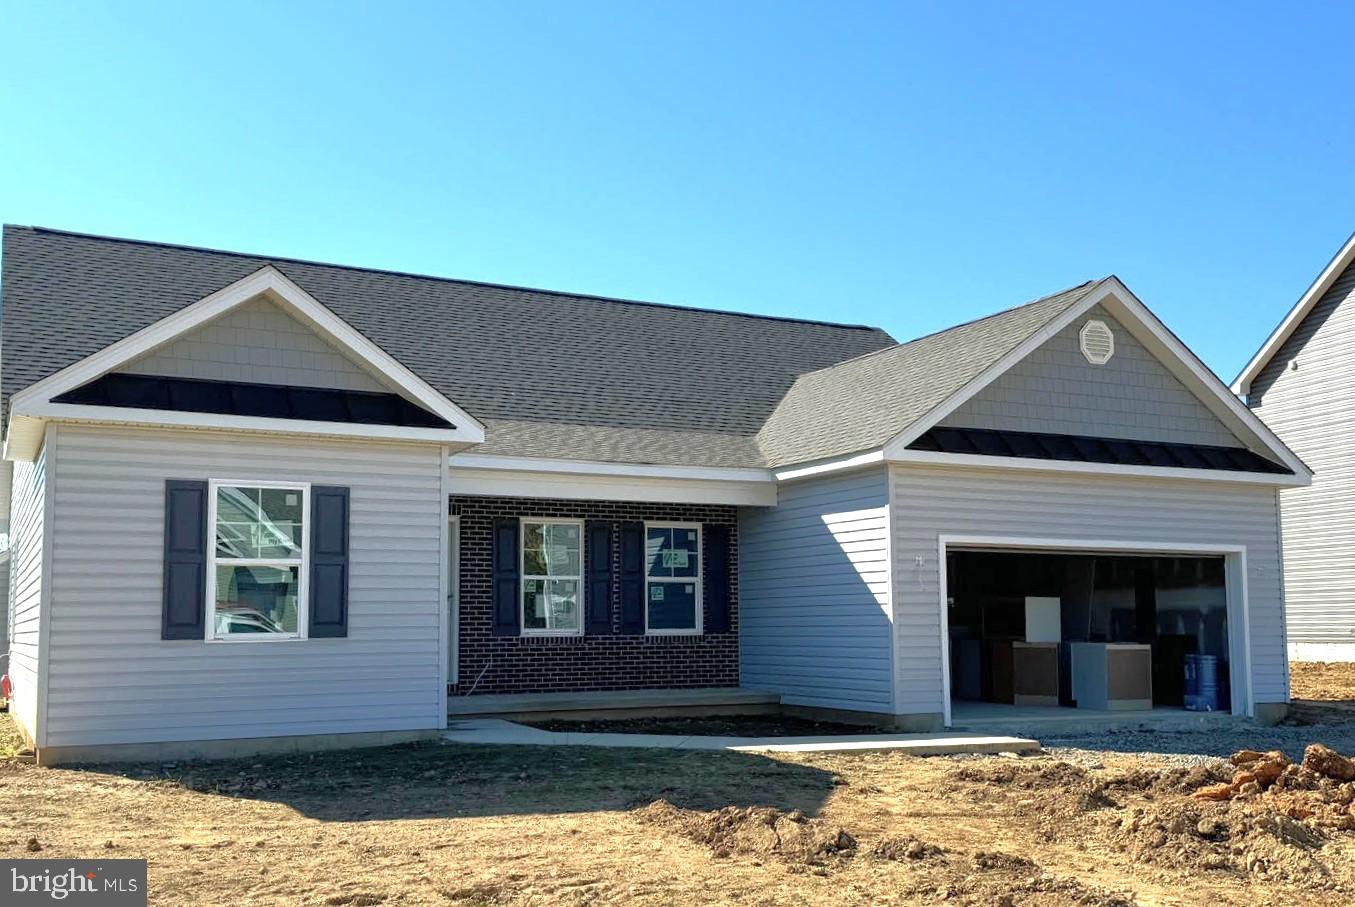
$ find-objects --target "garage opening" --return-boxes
[946,547,1238,721]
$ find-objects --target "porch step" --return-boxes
[447,687,781,718]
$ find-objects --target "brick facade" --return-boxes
[450,495,739,695]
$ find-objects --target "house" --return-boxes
[0,225,1307,765]
[1234,231,1355,662]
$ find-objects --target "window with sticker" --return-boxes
[521,520,583,635]
[209,482,308,640]
[645,523,701,634]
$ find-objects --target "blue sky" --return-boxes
[2,2,1352,380]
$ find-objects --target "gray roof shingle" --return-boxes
[755,280,1105,466]
[1,226,896,467]
[0,226,1103,469]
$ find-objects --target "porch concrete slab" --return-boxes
[949,703,1240,736]
[443,718,1040,756]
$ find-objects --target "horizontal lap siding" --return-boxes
[889,464,1287,715]
[739,468,893,712]
[1249,264,1355,646]
[7,446,47,743]
[45,426,444,747]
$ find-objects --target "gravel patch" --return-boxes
[1029,720,1355,765]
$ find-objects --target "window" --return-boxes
[645,523,701,634]
[521,520,582,635]
[208,482,308,641]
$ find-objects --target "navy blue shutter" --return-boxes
[309,486,350,638]
[162,480,208,640]
[585,520,613,634]
[704,524,731,634]
[619,521,645,634]
[492,518,521,636]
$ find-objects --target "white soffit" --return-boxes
[447,454,777,507]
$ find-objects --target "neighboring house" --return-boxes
[0,226,1307,764]
[1234,232,1355,662]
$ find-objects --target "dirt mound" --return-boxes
[871,835,944,861]
[633,800,857,865]
[952,760,1091,790]
[1107,798,1334,887]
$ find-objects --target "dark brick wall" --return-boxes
[450,495,739,695]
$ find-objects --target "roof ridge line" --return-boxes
[7,224,890,334]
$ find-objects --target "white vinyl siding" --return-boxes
[739,468,893,712]
[888,463,1287,716]
[1249,261,1355,647]
[115,298,387,392]
[44,425,445,748]
[7,440,48,744]
[941,305,1242,448]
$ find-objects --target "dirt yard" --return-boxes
[1291,661,1355,702]
[7,714,1355,906]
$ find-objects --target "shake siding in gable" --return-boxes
[738,468,893,712]
[940,305,1242,448]
[44,425,445,748]
[114,298,387,392]
[888,464,1288,718]
[7,443,47,745]
[1248,263,1355,647]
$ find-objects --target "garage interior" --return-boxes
[946,548,1232,717]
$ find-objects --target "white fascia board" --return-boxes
[6,265,485,447]
[771,449,885,482]
[7,403,477,457]
[448,452,773,483]
[1232,231,1355,396]
[891,447,1309,487]
[448,465,777,507]
[880,277,1311,481]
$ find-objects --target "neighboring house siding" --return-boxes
[116,298,387,392]
[44,425,445,748]
[941,304,1241,448]
[738,468,893,713]
[1248,262,1355,648]
[888,464,1287,717]
[7,443,47,745]
[0,554,10,665]
[452,496,738,695]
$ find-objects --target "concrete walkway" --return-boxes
[443,718,1040,756]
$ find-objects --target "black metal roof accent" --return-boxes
[54,373,454,430]
[909,426,1292,475]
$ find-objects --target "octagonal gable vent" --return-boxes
[1079,319,1115,365]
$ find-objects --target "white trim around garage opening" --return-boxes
[935,534,1254,729]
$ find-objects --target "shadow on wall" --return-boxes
[71,740,840,822]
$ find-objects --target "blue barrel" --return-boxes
[1184,654,1220,712]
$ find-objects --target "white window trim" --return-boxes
[644,521,703,636]
[205,479,310,643]
[520,517,585,637]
